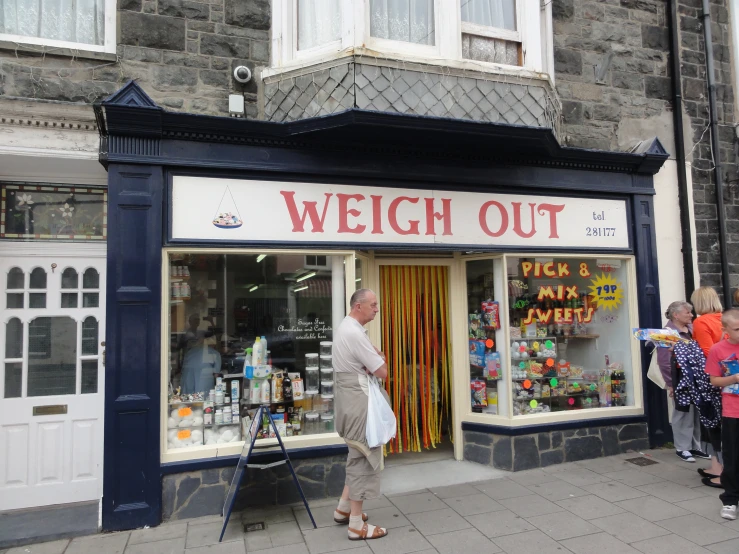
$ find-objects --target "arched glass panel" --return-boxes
[5,318,24,398]
[61,268,78,289]
[7,267,24,289]
[29,268,47,289]
[81,317,98,356]
[83,268,99,289]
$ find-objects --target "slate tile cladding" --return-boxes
[463,423,649,471]
[162,454,347,521]
[0,0,268,117]
[263,61,562,137]
[553,0,739,296]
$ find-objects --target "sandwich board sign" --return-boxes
[219,405,317,541]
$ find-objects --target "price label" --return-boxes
[550,378,558,387]
[588,273,624,311]
[568,398,575,406]
[545,340,553,349]
[529,400,538,409]
[178,407,192,417]
[546,358,554,367]
[177,429,191,440]
[590,384,596,391]
[485,339,494,348]
[523,380,532,390]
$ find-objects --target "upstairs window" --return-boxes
[0,0,116,54]
[272,0,550,77]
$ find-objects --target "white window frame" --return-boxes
[0,0,116,54]
[269,0,550,79]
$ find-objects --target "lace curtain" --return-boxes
[297,0,341,51]
[370,0,435,46]
[461,0,516,31]
[0,0,105,45]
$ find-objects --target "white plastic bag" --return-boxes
[366,376,396,448]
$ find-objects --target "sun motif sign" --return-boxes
[588,273,624,311]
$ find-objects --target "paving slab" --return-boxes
[364,526,432,554]
[554,494,625,520]
[426,528,502,554]
[388,492,447,515]
[465,510,536,538]
[707,537,739,553]
[404,508,471,536]
[66,533,130,554]
[573,458,633,474]
[522,479,590,501]
[560,531,641,554]
[506,469,556,486]
[590,512,671,544]
[552,468,611,487]
[442,493,506,516]
[525,511,599,541]
[473,479,532,500]
[600,469,665,487]
[498,494,564,518]
[581,481,648,502]
[674,495,731,524]
[656,514,739,546]
[124,537,186,554]
[614,495,692,522]
[631,533,713,554]
[129,523,188,545]
[429,483,482,499]
[636,482,709,503]
[185,521,243,550]
[184,542,245,554]
[245,544,310,554]
[492,529,573,554]
[302,525,368,554]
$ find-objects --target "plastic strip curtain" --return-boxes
[380,265,452,453]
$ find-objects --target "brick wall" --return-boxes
[552,0,738,295]
[0,0,269,117]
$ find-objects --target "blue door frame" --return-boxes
[97,81,670,532]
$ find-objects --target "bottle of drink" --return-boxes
[261,378,271,404]
[260,336,268,363]
[282,373,293,402]
[251,337,262,366]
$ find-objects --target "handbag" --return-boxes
[647,348,666,389]
[366,376,397,448]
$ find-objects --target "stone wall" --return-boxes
[463,423,650,471]
[264,59,561,137]
[162,454,347,521]
[552,0,739,295]
[0,0,269,117]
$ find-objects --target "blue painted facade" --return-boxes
[97,81,668,532]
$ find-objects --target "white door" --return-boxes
[0,245,105,510]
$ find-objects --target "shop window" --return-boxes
[0,0,116,54]
[166,252,345,453]
[506,257,634,416]
[0,184,107,241]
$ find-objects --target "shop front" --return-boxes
[98,82,669,531]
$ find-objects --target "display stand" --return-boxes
[219,404,317,541]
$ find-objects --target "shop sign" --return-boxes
[172,177,629,249]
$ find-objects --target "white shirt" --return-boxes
[332,315,384,375]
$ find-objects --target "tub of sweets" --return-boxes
[304,412,320,435]
[321,412,335,433]
[305,366,319,393]
[319,355,332,370]
[320,380,334,398]
[320,341,332,356]
[305,353,318,367]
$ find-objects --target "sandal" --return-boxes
[348,522,387,540]
[334,509,368,524]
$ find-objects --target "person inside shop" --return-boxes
[333,288,389,542]
[705,308,739,520]
[690,286,725,486]
[178,314,220,394]
[658,301,710,463]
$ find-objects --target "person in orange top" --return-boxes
[692,287,725,356]
[691,286,724,485]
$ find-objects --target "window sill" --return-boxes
[263,46,553,89]
[0,40,117,62]
[462,406,645,428]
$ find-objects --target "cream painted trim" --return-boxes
[0,242,106,257]
[160,248,356,463]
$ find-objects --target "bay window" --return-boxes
[272,0,551,77]
[0,0,116,54]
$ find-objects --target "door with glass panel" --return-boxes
[0,252,105,510]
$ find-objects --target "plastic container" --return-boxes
[320,380,334,398]
[321,413,334,433]
[319,355,332,370]
[305,367,319,394]
[319,341,332,356]
[305,353,318,367]
[320,367,334,381]
[304,412,320,435]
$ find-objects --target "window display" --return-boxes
[507,256,634,416]
[166,252,345,452]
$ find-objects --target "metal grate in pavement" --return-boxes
[625,457,659,466]
[244,521,266,532]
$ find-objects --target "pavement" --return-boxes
[5,448,739,554]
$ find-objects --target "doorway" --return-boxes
[0,244,106,512]
[378,263,453,458]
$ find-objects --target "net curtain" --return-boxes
[297,0,341,51]
[461,0,516,31]
[0,0,105,45]
[370,0,435,45]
